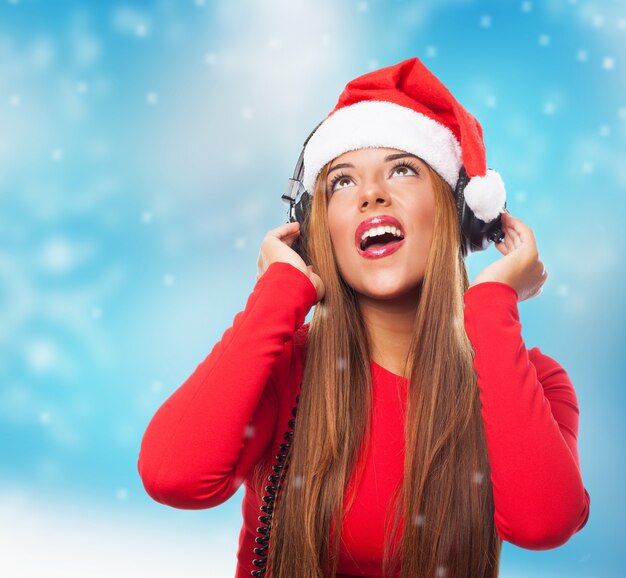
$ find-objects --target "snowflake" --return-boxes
[581,161,594,174]
[51,148,64,161]
[539,34,550,47]
[591,15,604,28]
[521,1,532,12]
[472,470,484,484]
[39,411,52,425]
[543,101,556,115]
[480,15,492,28]
[556,284,570,297]
[577,50,588,62]
[602,57,615,70]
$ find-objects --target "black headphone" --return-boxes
[281,124,506,264]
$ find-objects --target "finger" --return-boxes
[498,225,515,253]
[503,230,515,253]
[494,238,509,255]
[268,222,300,239]
[504,212,535,247]
[502,215,522,249]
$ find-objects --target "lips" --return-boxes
[354,214,406,251]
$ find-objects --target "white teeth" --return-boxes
[360,225,404,243]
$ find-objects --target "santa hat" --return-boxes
[302,57,506,224]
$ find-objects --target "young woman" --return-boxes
[138,57,590,578]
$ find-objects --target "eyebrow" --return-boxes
[327,153,421,176]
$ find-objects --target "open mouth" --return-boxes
[359,231,405,252]
[357,231,406,259]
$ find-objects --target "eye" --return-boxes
[327,172,353,194]
[390,160,420,177]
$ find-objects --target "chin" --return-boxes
[353,276,423,301]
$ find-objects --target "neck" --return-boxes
[357,288,420,377]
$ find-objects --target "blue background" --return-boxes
[0,0,623,576]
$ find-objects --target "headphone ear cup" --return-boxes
[454,166,505,258]
[290,189,312,266]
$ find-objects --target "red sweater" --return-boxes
[137,261,590,577]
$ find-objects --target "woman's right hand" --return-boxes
[256,221,325,303]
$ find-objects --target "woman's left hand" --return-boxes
[468,211,548,303]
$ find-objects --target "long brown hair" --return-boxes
[252,158,502,577]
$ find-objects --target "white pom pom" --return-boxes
[463,169,507,223]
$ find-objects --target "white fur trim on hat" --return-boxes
[463,169,507,223]
[302,100,462,193]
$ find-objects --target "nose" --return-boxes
[358,175,391,210]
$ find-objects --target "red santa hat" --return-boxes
[302,56,506,224]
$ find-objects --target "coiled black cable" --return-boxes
[251,393,300,576]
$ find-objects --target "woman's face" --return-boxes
[325,147,436,301]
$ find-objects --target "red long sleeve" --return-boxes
[138,264,591,577]
[463,281,591,550]
[137,261,318,509]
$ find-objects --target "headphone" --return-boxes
[281,124,506,264]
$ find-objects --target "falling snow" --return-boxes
[0,2,617,575]
[602,57,615,70]
[472,470,484,484]
[538,34,550,46]
[425,45,437,58]
[51,147,64,161]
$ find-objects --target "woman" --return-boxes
[138,57,590,578]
